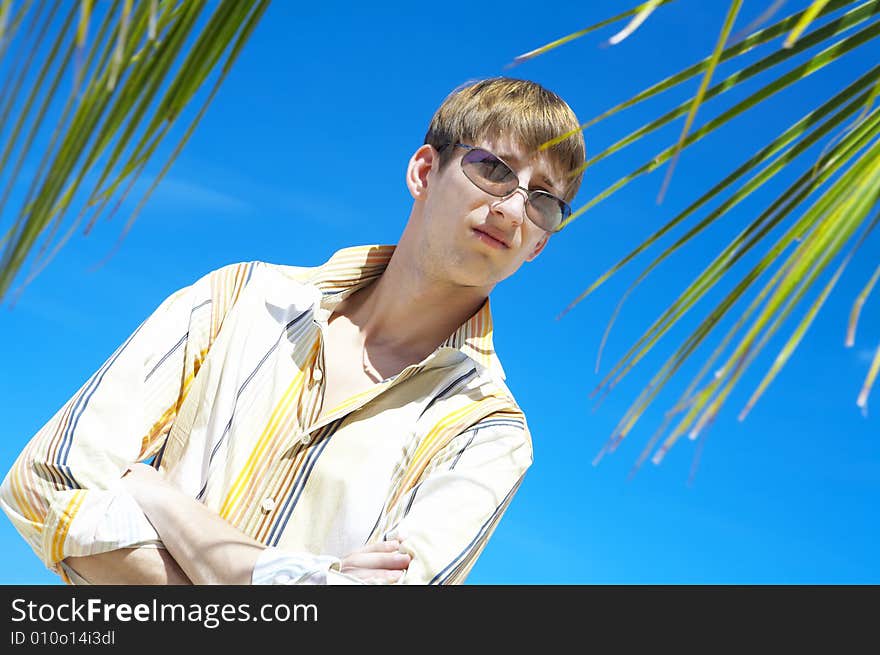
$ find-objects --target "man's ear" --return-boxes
[406,144,437,201]
[526,232,550,262]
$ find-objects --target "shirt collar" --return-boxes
[303,244,506,380]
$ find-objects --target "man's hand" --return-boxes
[121,462,161,491]
[339,540,412,584]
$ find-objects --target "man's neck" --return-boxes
[336,250,491,363]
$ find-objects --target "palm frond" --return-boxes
[541,0,867,151]
[541,0,880,465]
[606,0,665,46]
[857,343,880,413]
[785,0,833,46]
[846,261,880,345]
[0,0,268,302]
[597,112,879,423]
[509,0,677,67]
[582,67,880,372]
[664,136,879,462]
[563,5,880,221]
[739,209,880,419]
[657,0,742,203]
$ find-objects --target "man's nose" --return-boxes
[490,187,528,225]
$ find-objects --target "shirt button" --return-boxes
[300,433,311,445]
[313,368,323,381]
[261,497,276,513]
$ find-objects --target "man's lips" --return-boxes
[472,226,510,249]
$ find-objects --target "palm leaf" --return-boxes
[508,0,677,66]
[583,66,880,373]
[785,0,833,46]
[857,343,880,413]
[739,209,880,417]
[637,137,880,464]
[564,4,880,221]
[601,117,880,456]
[607,0,665,46]
[846,261,880,345]
[0,0,268,302]
[657,0,742,203]
[542,0,868,152]
[527,0,880,465]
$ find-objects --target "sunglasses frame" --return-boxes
[440,143,571,233]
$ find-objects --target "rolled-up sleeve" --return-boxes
[0,262,256,579]
[380,415,533,585]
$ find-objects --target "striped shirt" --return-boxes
[0,244,533,585]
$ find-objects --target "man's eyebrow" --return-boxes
[539,175,563,194]
[497,151,562,194]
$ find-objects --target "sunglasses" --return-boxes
[441,143,571,233]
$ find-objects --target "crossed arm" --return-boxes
[63,464,411,585]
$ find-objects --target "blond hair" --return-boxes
[424,77,586,202]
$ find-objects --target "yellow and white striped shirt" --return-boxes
[1,244,532,585]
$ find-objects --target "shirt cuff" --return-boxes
[252,546,354,585]
[43,488,162,567]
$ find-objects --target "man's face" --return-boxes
[407,135,564,290]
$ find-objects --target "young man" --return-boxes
[1,77,585,585]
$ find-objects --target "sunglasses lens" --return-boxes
[461,149,517,195]
[528,192,568,232]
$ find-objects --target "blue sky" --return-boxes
[1,0,878,584]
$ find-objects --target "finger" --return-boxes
[346,541,400,556]
[366,569,404,584]
[344,541,407,560]
[342,551,411,571]
[385,569,404,584]
[368,540,401,553]
[344,568,404,584]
